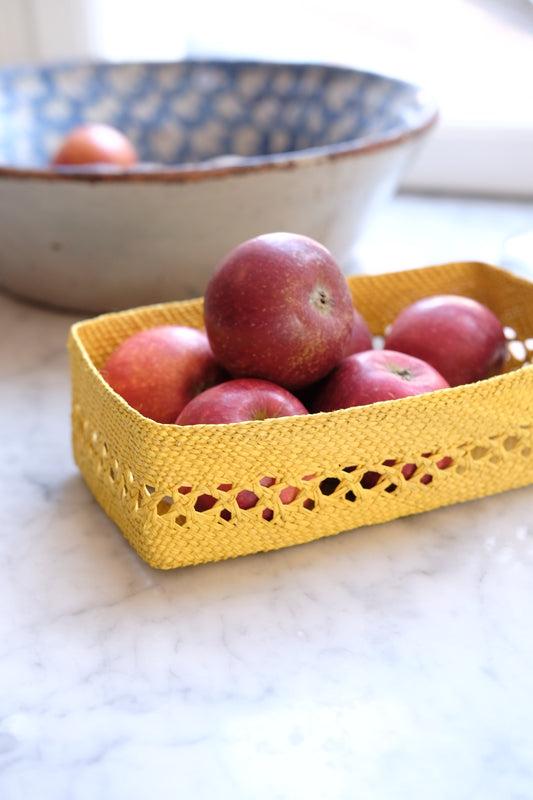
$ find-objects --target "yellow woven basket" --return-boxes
[68,261,533,569]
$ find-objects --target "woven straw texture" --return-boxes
[68,261,533,569]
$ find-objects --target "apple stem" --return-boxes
[390,365,413,381]
[310,285,335,315]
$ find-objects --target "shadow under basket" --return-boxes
[68,261,533,569]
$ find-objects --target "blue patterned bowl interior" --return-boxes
[0,60,436,170]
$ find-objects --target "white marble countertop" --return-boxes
[2,192,533,800]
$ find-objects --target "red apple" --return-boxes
[361,453,453,490]
[100,325,226,423]
[195,475,300,520]
[298,305,374,409]
[203,232,354,391]
[51,123,138,167]
[175,377,308,425]
[344,307,373,355]
[310,349,449,412]
[384,294,507,387]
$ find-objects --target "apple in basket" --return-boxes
[177,378,307,518]
[310,349,450,412]
[297,305,373,409]
[175,377,308,425]
[344,307,373,356]
[203,232,355,392]
[384,294,507,386]
[100,325,226,423]
[51,122,138,167]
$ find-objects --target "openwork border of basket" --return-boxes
[68,261,533,569]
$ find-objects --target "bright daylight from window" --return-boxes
[181,0,533,196]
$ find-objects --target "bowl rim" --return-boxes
[0,58,439,184]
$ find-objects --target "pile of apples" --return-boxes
[100,232,508,426]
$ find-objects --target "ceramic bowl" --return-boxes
[0,59,438,313]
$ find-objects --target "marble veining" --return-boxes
[2,194,533,800]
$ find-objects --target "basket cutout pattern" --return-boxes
[68,262,533,569]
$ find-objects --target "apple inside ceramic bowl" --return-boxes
[0,59,438,313]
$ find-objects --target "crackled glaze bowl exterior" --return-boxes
[0,60,437,312]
